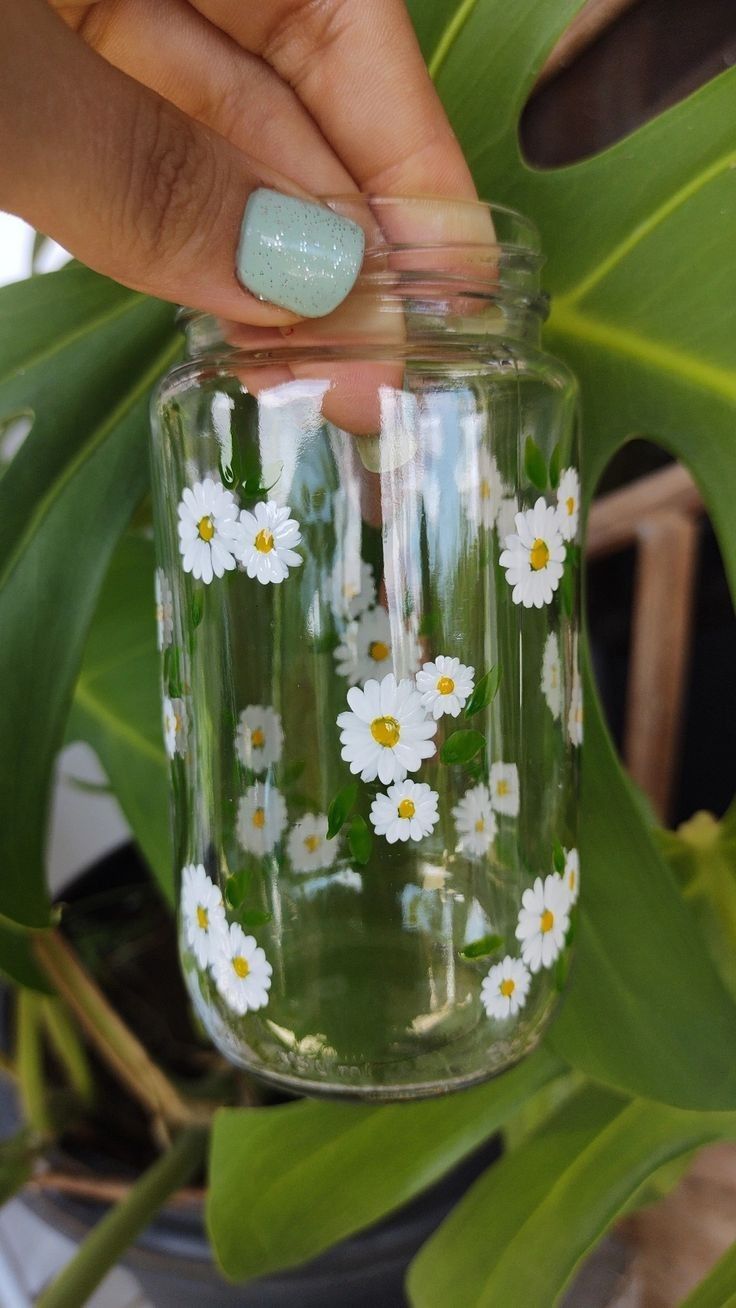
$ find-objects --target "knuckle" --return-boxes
[123,99,219,272]
[262,0,351,90]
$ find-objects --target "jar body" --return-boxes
[151,255,581,1101]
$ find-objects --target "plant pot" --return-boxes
[3,844,502,1306]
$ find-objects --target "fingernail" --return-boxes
[236,188,365,318]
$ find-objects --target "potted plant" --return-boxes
[1,2,735,1304]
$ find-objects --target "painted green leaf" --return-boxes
[0,265,178,926]
[552,840,565,875]
[66,535,172,902]
[327,780,359,839]
[464,666,500,719]
[237,908,272,929]
[348,814,372,866]
[549,441,561,490]
[207,1045,563,1282]
[681,1239,736,1308]
[459,933,504,961]
[441,729,486,765]
[523,434,547,491]
[225,869,251,910]
[407,1088,736,1308]
[404,0,736,1108]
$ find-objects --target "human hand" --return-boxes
[2,0,479,326]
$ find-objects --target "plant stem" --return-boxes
[16,991,52,1137]
[33,930,204,1129]
[42,997,95,1109]
[36,1127,208,1308]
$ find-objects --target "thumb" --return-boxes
[1,0,365,324]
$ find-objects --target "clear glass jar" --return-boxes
[150,197,581,1101]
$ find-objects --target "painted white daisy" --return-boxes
[456,447,504,530]
[568,669,584,747]
[330,557,375,621]
[563,847,580,904]
[177,478,243,584]
[499,497,566,608]
[541,631,563,719]
[370,780,439,844]
[515,874,571,973]
[162,695,187,758]
[237,499,303,585]
[452,784,497,857]
[416,655,475,720]
[480,955,531,1020]
[287,813,337,873]
[489,762,520,817]
[155,568,174,651]
[235,705,283,774]
[337,673,437,786]
[556,467,581,542]
[496,493,519,542]
[212,921,272,1015]
[180,863,227,970]
[236,783,287,856]
[333,607,421,687]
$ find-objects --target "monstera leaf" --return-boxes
[66,535,173,901]
[0,268,178,929]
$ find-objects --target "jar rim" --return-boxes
[318,193,542,260]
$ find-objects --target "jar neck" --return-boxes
[183,292,546,359]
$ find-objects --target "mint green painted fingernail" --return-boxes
[236,189,365,318]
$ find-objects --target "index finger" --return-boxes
[188,1,483,218]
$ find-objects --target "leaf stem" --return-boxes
[36,1127,208,1308]
[33,930,205,1129]
[16,991,52,1137]
[42,996,95,1109]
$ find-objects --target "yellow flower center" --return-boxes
[370,715,401,748]
[251,728,265,749]
[551,667,559,687]
[398,799,416,820]
[530,538,550,571]
[304,834,321,853]
[232,955,250,979]
[369,640,390,662]
[437,676,455,695]
[540,909,554,934]
[474,818,485,833]
[197,515,215,542]
[480,478,491,500]
[566,496,575,516]
[254,528,275,553]
[196,905,208,930]
[568,870,577,891]
[252,807,266,829]
[496,779,509,797]
[500,978,516,997]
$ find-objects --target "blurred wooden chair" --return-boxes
[586,463,704,823]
